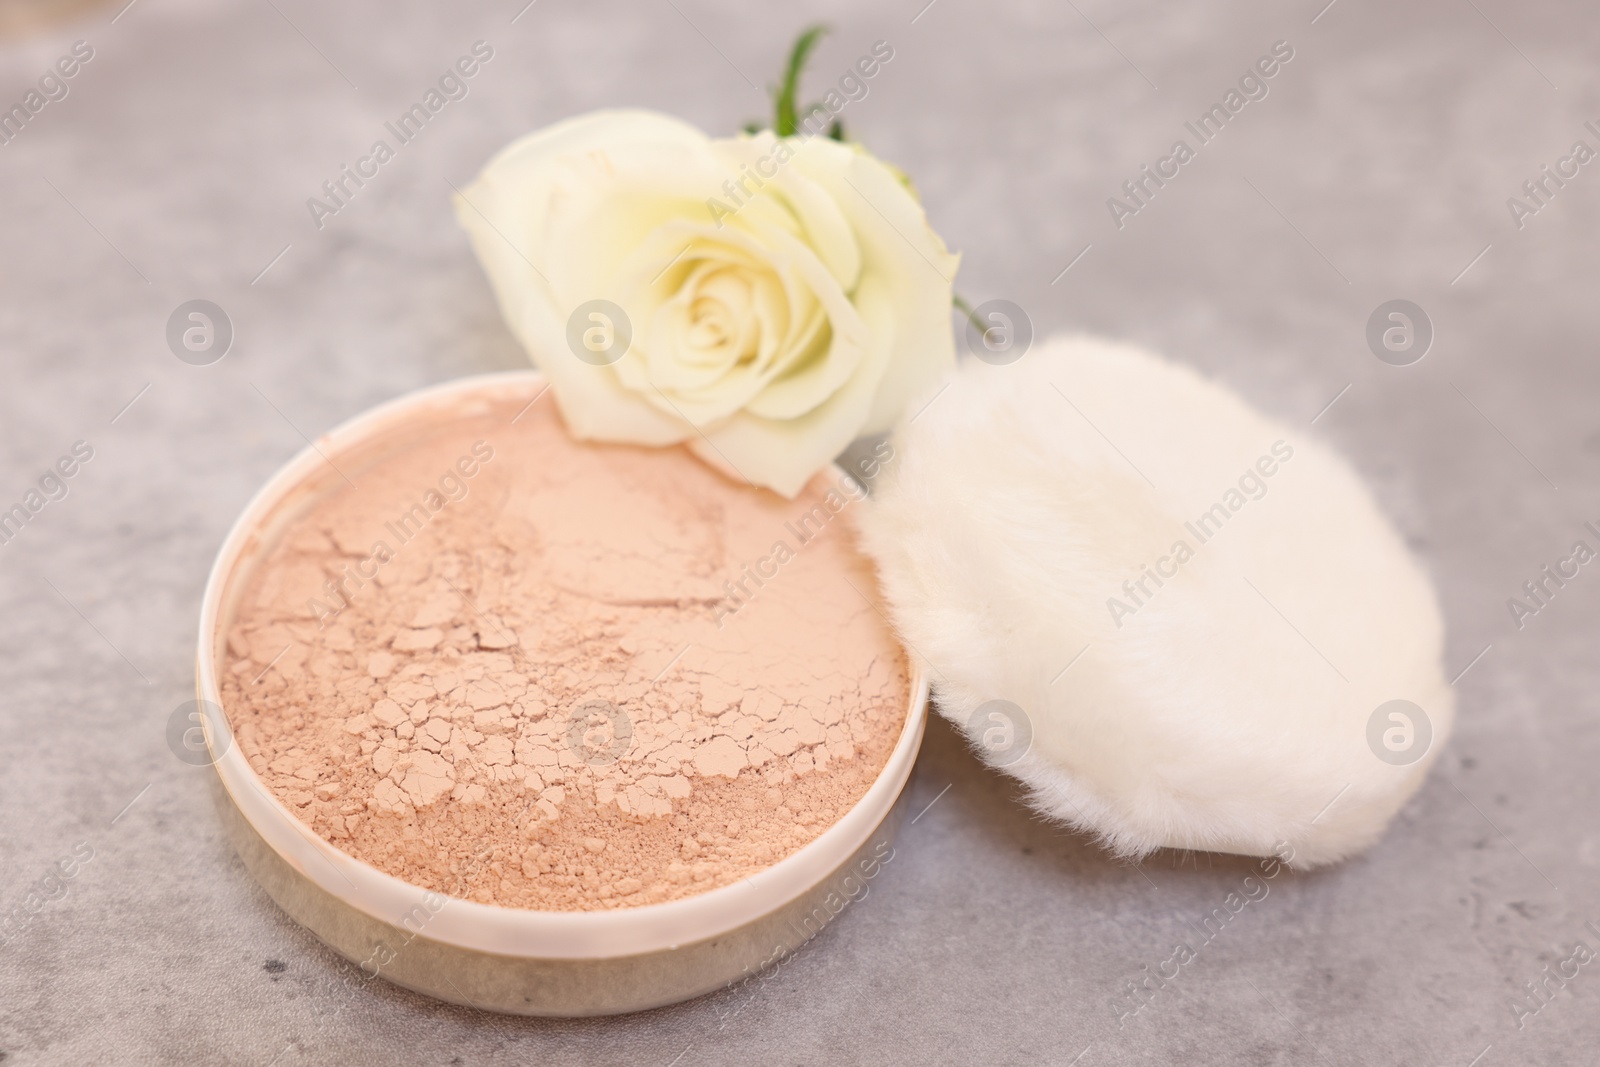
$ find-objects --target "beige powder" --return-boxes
[219,391,909,911]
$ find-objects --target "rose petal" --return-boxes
[789,143,960,434]
[689,274,899,497]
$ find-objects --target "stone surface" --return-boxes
[0,0,1596,1063]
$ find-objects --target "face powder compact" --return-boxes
[195,372,928,1016]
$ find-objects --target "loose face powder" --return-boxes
[219,388,910,911]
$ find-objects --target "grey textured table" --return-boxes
[1,0,1596,1063]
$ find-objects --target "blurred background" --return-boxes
[1,0,1596,1063]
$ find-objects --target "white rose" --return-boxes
[454,109,958,497]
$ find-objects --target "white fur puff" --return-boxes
[856,335,1452,867]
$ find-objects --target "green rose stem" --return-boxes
[951,294,989,339]
[775,24,827,136]
[755,25,973,337]
[745,24,843,140]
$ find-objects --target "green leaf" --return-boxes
[774,24,829,137]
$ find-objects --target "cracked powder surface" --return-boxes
[219,392,910,911]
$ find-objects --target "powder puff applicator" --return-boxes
[855,334,1453,867]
